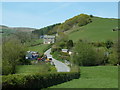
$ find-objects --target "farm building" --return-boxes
[62,49,68,53]
[43,35,55,44]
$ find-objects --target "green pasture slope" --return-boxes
[28,44,49,54]
[49,66,118,88]
[68,17,118,42]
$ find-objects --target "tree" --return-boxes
[72,42,103,66]
[66,40,74,49]
[90,15,93,18]
[2,37,28,75]
[71,42,97,66]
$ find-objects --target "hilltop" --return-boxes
[32,14,118,42]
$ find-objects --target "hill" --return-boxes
[32,14,92,37]
[0,25,36,36]
[32,14,118,42]
[67,17,118,42]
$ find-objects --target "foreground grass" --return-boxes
[48,66,118,88]
[16,63,56,74]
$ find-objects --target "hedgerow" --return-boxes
[2,71,80,89]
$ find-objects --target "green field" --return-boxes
[48,66,118,88]
[68,17,118,42]
[28,44,49,54]
[28,39,43,46]
[16,64,56,74]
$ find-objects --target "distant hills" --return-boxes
[0,25,36,36]
[0,25,36,32]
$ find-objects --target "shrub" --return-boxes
[66,40,74,49]
[71,42,105,66]
[105,40,113,49]
[108,51,118,65]
[2,72,80,89]
[2,60,13,75]
[51,46,61,53]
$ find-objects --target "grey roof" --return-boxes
[44,35,55,38]
[62,49,68,52]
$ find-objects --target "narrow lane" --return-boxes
[44,48,70,72]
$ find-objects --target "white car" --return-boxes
[47,55,52,60]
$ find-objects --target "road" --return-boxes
[44,48,70,72]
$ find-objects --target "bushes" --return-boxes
[71,42,105,66]
[2,72,80,89]
[2,38,28,75]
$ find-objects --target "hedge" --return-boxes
[2,71,80,89]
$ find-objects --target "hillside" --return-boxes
[68,17,118,42]
[32,14,118,42]
[32,14,91,37]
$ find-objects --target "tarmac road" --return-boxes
[44,48,70,72]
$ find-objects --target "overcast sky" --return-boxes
[1,2,118,29]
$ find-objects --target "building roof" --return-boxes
[43,35,55,38]
[62,49,68,52]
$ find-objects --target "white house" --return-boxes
[43,35,55,44]
[62,49,68,53]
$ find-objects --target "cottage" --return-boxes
[43,35,55,44]
[25,51,39,60]
[62,49,68,53]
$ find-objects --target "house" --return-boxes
[25,51,39,60]
[62,49,68,53]
[43,35,55,44]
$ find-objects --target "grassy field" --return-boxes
[48,66,118,88]
[28,44,49,54]
[28,39,43,46]
[68,17,118,42]
[16,64,56,74]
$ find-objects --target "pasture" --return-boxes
[68,17,118,42]
[48,66,118,88]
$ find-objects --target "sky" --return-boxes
[1,2,118,29]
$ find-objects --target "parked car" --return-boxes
[47,55,52,61]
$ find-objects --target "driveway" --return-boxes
[44,48,70,72]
